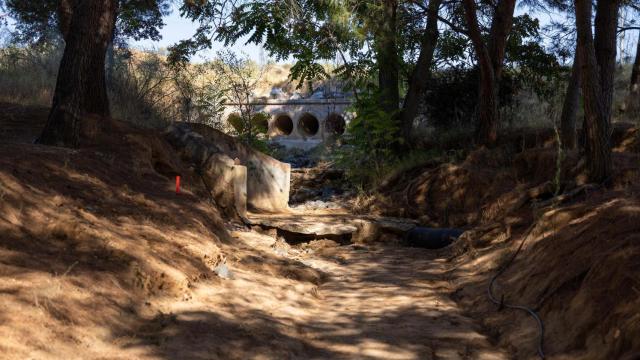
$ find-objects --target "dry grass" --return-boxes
[0,45,304,130]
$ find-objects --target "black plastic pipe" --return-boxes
[404,227,464,249]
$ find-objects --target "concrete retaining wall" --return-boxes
[166,123,290,214]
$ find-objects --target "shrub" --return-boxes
[335,91,402,187]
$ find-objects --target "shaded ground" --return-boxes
[119,231,508,360]
[365,126,640,359]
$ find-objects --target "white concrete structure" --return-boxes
[223,99,353,150]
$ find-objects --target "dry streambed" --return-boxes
[137,230,508,360]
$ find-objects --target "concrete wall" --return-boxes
[223,99,353,150]
[166,123,291,214]
[184,124,291,213]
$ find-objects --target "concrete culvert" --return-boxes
[298,113,320,136]
[325,113,346,135]
[273,114,293,136]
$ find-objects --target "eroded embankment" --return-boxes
[0,113,330,358]
[365,126,640,359]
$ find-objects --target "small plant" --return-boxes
[213,50,273,152]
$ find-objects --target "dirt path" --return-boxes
[134,231,507,360]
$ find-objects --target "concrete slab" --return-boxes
[247,211,418,243]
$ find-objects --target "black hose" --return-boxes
[487,225,546,359]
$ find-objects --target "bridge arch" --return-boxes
[222,100,353,148]
[271,113,294,136]
[324,113,346,136]
[298,113,320,137]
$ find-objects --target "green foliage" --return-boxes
[422,68,522,129]
[506,15,562,99]
[227,113,244,133]
[245,135,272,155]
[171,61,227,128]
[334,90,470,187]
[335,91,402,186]
[5,0,171,45]
[4,0,59,43]
[176,0,377,91]
[228,110,270,135]
[436,30,471,66]
[251,112,270,134]
[211,50,272,153]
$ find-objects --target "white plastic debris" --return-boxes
[214,263,234,280]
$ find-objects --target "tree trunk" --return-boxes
[626,31,640,113]
[400,0,441,145]
[375,0,399,115]
[560,53,581,150]
[475,66,499,146]
[463,0,516,146]
[106,40,116,87]
[575,0,617,183]
[463,0,496,146]
[487,0,516,81]
[37,0,118,147]
[593,0,619,119]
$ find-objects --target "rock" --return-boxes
[290,200,343,211]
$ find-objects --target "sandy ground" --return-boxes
[135,231,508,360]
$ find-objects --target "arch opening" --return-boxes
[272,114,293,136]
[325,113,346,135]
[298,113,319,136]
[251,113,269,134]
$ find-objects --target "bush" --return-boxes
[335,91,402,187]
[422,68,522,130]
[251,113,269,134]
[0,43,60,106]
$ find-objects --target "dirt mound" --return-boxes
[371,147,555,227]
[0,103,325,358]
[452,188,640,359]
[374,124,640,228]
[370,125,640,358]
[0,117,230,353]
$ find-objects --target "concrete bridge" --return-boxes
[223,98,354,150]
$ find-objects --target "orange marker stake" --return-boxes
[176,175,181,194]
